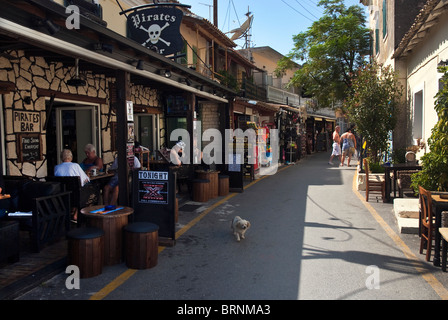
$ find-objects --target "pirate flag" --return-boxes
[127,7,184,56]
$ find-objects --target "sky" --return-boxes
[180,0,366,56]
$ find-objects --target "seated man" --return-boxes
[54,149,93,221]
[55,149,90,186]
[103,155,141,206]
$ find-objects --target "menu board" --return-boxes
[132,170,176,240]
[17,133,42,163]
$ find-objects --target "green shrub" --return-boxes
[411,66,448,192]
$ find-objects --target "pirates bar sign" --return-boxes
[127,7,184,56]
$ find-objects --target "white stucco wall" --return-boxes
[404,13,448,155]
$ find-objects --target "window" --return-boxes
[176,41,188,66]
[413,90,423,140]
[373,11,380,56]
[382,0,388,38]
[375,28,380,55]
[192,46,198,69]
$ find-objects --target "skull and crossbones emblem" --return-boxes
[140,22,171,47]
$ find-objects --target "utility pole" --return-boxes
[213,0,218,27]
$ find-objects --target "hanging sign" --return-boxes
[127,7,184,56]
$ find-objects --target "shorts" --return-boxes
[332,142,341,156]
[343,147,355,157]
[108,175,119,188]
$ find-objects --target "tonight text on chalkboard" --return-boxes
[138,171,168,181]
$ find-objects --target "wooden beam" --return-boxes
[37,88,107,104]
[0,81,15,94]
[115,70,131,206]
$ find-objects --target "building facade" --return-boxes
[361,0,444,155]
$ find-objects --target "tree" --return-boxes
[275,0,370,109]
[411,66,448,192]
[344,62,402,163]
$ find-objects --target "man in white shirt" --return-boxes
[54,149,90,186]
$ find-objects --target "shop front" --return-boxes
[0,0,235,253]
[231,98,279,179]
[276,105,307,164]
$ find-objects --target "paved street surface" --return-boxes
[17,152,448,301]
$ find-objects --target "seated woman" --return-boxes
[80,143,103,176]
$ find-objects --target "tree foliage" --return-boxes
[411,66,448,192]
[276,0,370,109]
[344,62,402,163]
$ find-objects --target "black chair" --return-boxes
[46,176,99,223]
[3,177,72,252]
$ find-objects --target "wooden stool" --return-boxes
[124,222,159,269]
[193,179,210,202]
[196,171,219,199]
[67,227,104,278]
[218,175,229,196]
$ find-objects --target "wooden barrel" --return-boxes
[82,208,132,266]
[218,175,229,196]
[193,179,210,202]
[196,171,219,199]
[209,172,219,199]
[67,227,104,278]
[124,222,159,269]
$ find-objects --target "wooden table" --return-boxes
[382,163,422,202]
[81,205,133,265]
[89,172,114,183]
[431,194,448,267]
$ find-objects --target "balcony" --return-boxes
[240,78,267,101]
[267,86,303,108]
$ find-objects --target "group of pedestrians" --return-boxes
[328,125,358,167]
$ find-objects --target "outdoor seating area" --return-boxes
[0,176,72,252]
[357,158,448,272]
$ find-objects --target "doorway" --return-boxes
[46,101,100,174]
[134,114,158,151]
[0,95,4,174]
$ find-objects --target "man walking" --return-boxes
[328,126,341,165]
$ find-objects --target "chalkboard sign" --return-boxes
[132,170,176,241]
[17,133,42,163]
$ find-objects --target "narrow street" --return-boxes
[18,152,448,301]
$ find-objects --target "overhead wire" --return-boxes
[280,0,315,22]
[294,0,319,20]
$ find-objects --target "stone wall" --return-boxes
[0,50,162,178]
